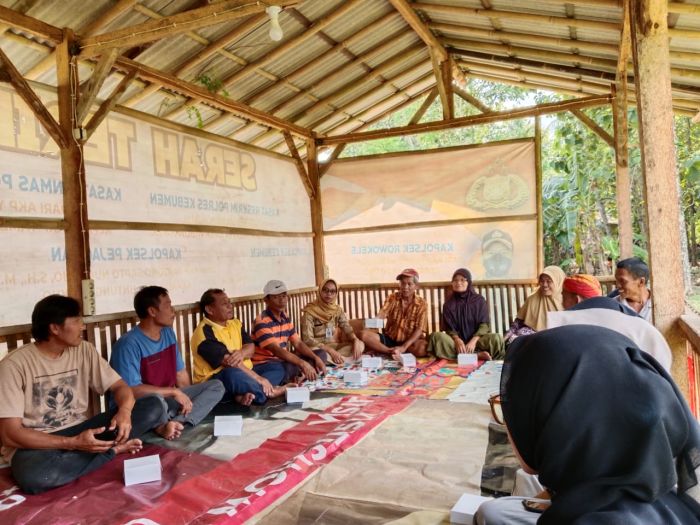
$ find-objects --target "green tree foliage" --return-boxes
[339,81,699,271]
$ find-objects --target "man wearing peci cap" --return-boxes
[561,274,602,309]
[251,280,328,386]
[361,268,428,361]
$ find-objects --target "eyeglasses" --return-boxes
[321,288,337,295]
[488,394,504,425]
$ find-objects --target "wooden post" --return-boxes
[630,0,687,395]
[307,139,326,285]
[535,116,543,274]
[614,0,634,259]
[56,29,91,304]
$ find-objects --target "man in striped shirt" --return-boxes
[252,280,327,386]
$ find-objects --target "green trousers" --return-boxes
[428,331,505,360]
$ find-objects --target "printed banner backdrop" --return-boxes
[0,85,314,325]
[324,221,537,283]
[322,140,535,231]
[322,140,538,283]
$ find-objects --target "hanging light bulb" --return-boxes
[266,6,284,42]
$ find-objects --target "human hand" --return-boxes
[352,339,365,361]
[465,337,478,353]
[392,345,406,361]
[109,408,132,444]
[223,352,243,368]
[454,337,467,354]
[314,356,327,375]
[327,348,344,365]
[477,351,492,361]
[71,427,115,453]
[300,361,318,381]
[172,388,193,415]
[258,377,274,397]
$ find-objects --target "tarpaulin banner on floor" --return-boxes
[0,395,411,525]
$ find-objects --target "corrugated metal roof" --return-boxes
[0,0,697,157]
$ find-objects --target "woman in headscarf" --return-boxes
[475,325,700,525]
[503,265,565,345]
[301,278,365,363]
[428,268,504,361]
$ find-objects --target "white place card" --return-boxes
[344,370,369,385]
[450,493,493,524]
[214,415,243,436]
[124,454,162,487]
[286,386,310,403]
[458,353,478,367]
[400,353,416,368]
[361,356,383,369]
[363,318,384,329]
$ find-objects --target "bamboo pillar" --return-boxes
[307,139,326,285]
[535,116,543,273]
[56,29,91,305]
[612,84,633,259]
[630,0,687,395]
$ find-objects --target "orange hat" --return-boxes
[563,274,602,299]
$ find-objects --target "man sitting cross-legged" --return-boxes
[0,295,165,494]
[252,280,327,386]
[191,288,286,406]
[111,286,224,441]
[361,268,428,361]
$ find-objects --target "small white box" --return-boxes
[400,353,417,368]
[450,493,493,524]
[361,356,383,369]
[344,370,369,385]
[124,454,161,486]
[364,318,384,329]
[458,353,478,367]
[214,415,243,436]
[286,386,310,403]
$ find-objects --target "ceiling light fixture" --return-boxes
[266,6,284,41]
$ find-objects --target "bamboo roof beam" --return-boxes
[294,45,425,123]
[166,1,361,122]
[319,94,612,145]
[0,4,63,42]
[570,109,614,147]
[24,0,137,80]
[388,0,448,62]
[432,51,454,119]
[113,57,312,139]
[0,46,68,148]
[669,2,700,14]
[693,111,700,124]
[453,84,491,113]
[429,21,618,56]
[79,0,298,59]
[268,73,435,152]
[222,0,360,88]
[76,48,120,125]
[318,84,437,174]
[283,131,314,198]
[123,8,271,108]
[243,12,399,107]
[85,70,137,139]
[413,3,621,33]
[409,87,439,125]
[462,70,603,99]
[258,31,412,121]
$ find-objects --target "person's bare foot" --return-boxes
[112,438,143,455]
[155,420,184,440]
[234,392,255,406]
[269,385,287,398]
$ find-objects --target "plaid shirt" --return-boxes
[380,292,427,343]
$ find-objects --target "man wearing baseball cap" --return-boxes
[361,268,428,361]
[251,279,327,385]
[561,274,602,309]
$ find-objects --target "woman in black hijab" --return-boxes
[476,325,700,524]
[428,268,504,360]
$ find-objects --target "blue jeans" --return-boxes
[213,367,266,405]
[11,395,165,494]
[253,349,328,386]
